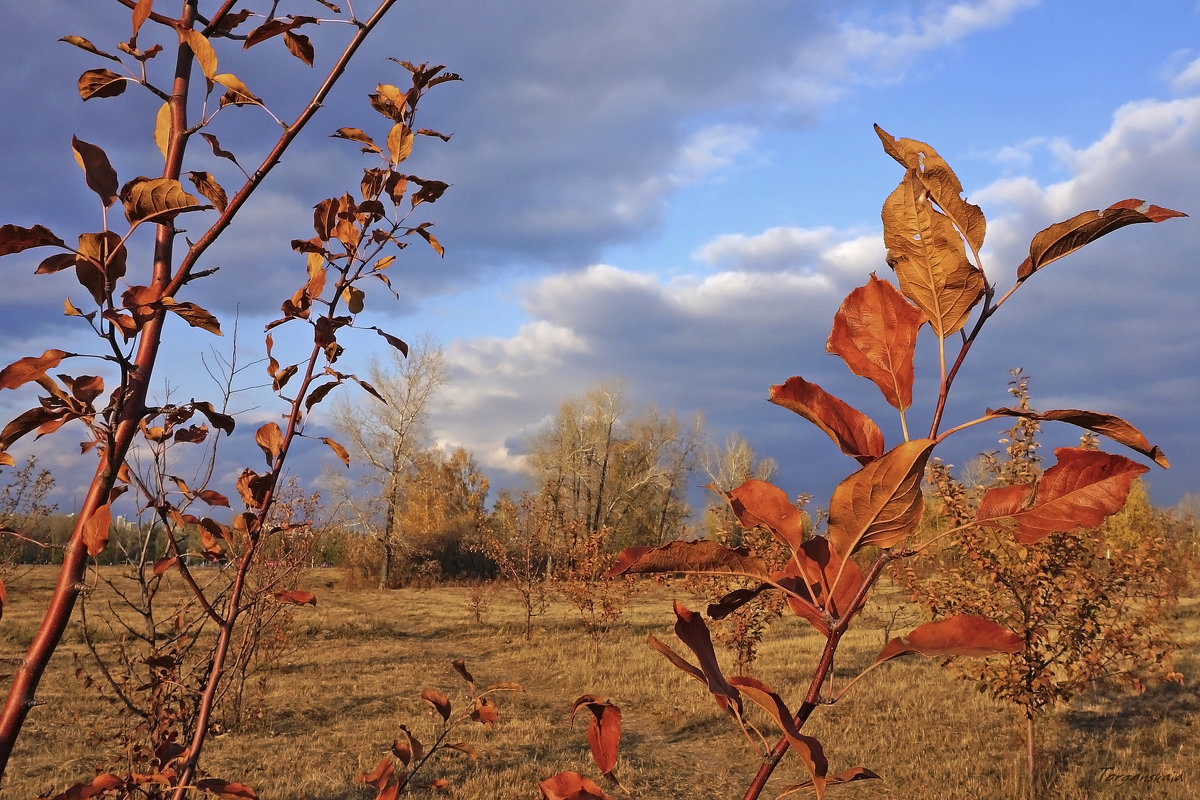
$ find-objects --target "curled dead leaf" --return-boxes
[769,377,884,464]
[255,422,284,466]
[1019,199,1187,280]
[538,771,614,800]
[273,590,316,606]
[875,615,1022,664]
[421,687,452,720]
[570,695,621,775]
[321,437,350,466]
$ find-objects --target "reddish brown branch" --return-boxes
[739,550,892,800]
[0,0,199,772]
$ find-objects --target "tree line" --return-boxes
[0,342,780,589]
[321,343,778,588]
[5,348,1198,600]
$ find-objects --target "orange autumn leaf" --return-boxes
[874,615,1022,665]
[715,478,807,551]
[827,439,934,557]
[827,274,924,410]
[976,448,1149,544]
[769,377,884,464]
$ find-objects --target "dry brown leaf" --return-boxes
[715,479,806,551]
[538,771,614,800]
[71,136,118,207]
[986,407,1168,469]
[82,503,111,556]
[570,696,621,776]
[882,170,985,338]
[255,422,284,466]
[187,171,228,212]
[827,438,934,556]
[421,687,452,720]
[827,274,924,410]
[1019,199,1187,280]
[672,600,742,713]
[78,68,126,100]
[730,676,827,798]
[214,73,262,105]
[602,539,769,581]
[0,349,70,391]
[0,224,65,256]
[332,127,380,153]
[121,177,207,224]
[321,436,350,466]
[874,614,1022,665]
[387,123,414,165]
[155,102,173,158]
[283,31,314,66]
[875,124,986,251]
[769,377,884,464]
[976,447,1149,544]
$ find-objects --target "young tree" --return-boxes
[529,383,701,552]
[328,342,448,588]
[571,127,1184,800]
[903,374,1181,798]
[0,2,458,790]
[484,490,552,639]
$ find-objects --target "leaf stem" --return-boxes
[740,550,891,800]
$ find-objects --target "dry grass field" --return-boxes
[1,566,1196,799]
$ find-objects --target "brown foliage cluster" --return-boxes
[0,2,462,796]
[358,660,522,799]
[569,127,1185,799]
[902,378,1182,717]
[554,526,641,641]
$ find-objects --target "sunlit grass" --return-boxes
[2,567,1196,799]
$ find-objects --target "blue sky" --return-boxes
[1,1,1198,518]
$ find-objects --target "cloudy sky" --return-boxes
[1,1,1197,519]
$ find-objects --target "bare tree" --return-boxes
[328,340,447,588]
[700,432,780,544]
[0,456,57,570]
[627,408,705,545]
[528,382,702,551]
[700,431,777,492]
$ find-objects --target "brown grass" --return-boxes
[2,566,1197,799]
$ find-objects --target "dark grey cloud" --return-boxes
[0,0,1031,336]
[434,89,1200,507]
[16,0,1151,518]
